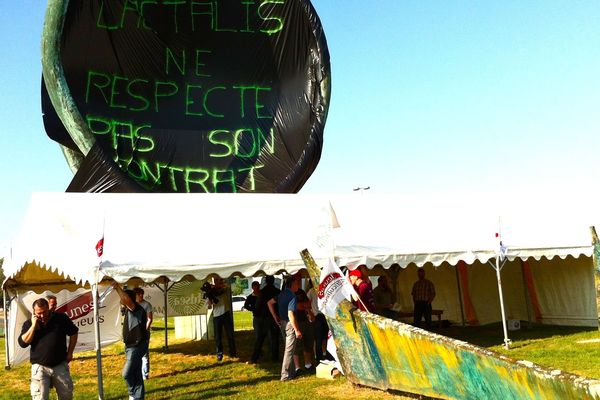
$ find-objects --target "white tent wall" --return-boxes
[530,256,597,326]
[467,259,529,326]
[376,256,598,328]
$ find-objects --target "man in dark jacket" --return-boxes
[19,297,78,400]
[258,275,281,362]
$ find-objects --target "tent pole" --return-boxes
[163,281,169,349]
[3,288,10,370]
[92,283,104,400]
[454,266,466,327]
[495,256,511,349]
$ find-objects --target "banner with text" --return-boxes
[43,0,330,194]
[7,285,121,367]
[139,280,210,317]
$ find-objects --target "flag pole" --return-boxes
[94,219,105,399]
[495,219,511,349]
[92,280,104,400]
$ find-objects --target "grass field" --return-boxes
[1,312,598,399]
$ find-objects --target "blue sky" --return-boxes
[1,1,600,251]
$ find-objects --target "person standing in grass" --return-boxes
[19,298,78,400]
[259,275,281,362]
[268,276,302,381]
[209,277,237,361]
[111,282,149,400]
[307,281,330,363]
[133,288,153,380]
[244,281,264,363]
[293,286,315,374]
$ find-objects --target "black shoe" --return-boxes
[217,353,223,361]
[294,368,303,377]
[305,365,316,373]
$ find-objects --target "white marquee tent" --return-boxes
[4,192,599,325]
[328,194,599,334]
[3,192,599,383]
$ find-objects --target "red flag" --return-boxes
[96,237,104,257]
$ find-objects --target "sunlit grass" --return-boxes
[2,316,598,399]
[0,316,401,400]
[441,322,600,378]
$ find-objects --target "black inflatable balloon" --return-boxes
[42,0,330,193]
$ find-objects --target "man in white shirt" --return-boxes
[209,278,237,361]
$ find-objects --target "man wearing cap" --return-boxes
[348,269,376,313]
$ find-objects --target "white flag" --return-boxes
[318,258,356,317]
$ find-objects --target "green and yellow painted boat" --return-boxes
[301,249,600,400]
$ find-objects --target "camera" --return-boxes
[201,281,224,304]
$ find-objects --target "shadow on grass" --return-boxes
[439,323,597,348]
[151,361,235,378]
[75,352,123,362]
[155,331,256,356]
[144,375,277,400]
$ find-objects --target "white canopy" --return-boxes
[4,192,598,331]
[3,192,597,287]
[3,192,335,289]
[329,194,595,268]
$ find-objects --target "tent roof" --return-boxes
[4,192,597,290]
[328,194,595,268]
[3,193,335,289]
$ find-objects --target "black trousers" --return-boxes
[414,301,432,329]
[313,313,329,362]
[250,315,279,362]
[214,311,236,357]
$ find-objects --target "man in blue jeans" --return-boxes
[112,282,149,400]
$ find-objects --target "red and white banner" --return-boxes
[7,285,122,367]
[317,258,355,318]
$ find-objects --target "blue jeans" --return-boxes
[123,340,149,400]
[141,335,150,380]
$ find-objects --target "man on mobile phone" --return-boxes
[19,297,79,400]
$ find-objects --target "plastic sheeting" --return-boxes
[42,0,330,194]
